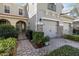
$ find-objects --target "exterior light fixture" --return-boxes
[39,18,42,21]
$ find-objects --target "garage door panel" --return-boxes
[43,20,57,38]
[63,23,70,34]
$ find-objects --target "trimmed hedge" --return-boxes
[64,34,79,41]
[0,37,16,56]
[47,45,79,56]
[0,24,18,38]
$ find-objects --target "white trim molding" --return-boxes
[41,17,72,23]
[41,17,60,21]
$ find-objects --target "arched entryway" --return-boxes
[0,19,10,25]
[16,21,26,33]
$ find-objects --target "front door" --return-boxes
[16,21,26,33]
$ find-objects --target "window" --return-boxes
[0,19,10,25]
[19,9,23,15]
[48,3,56,11]
[4,5,10,13]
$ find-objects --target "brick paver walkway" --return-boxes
[17,40,48,56]
[17,38,79,56]
[17,32,48,56]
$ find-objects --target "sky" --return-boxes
[62,3,79,17]
[17,3,78,10]
[63,3,78,10]
[17,3,78,12]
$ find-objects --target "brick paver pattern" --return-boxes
[17,38,79,56]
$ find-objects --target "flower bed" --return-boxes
[31,32,49,48]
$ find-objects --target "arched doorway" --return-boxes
[16,21,26,33]
[0,19,10,25]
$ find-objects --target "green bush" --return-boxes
[47,45,79,56]
[26,30,33,40]
[32,32,44,45]
[64,35,74,40]
[44,36,50,42]
[64,34,79,41]
[0,24,18,38]
[0,37,16,56]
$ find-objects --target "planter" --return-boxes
[31,42,44,49]
[36,43,44,48]
[45,42,49,46]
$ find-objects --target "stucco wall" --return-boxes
[28,14,36,31]
[0,3,25,16]
[26,3,37,31]
[56,3,63,14]
[0,3,28,30]
[0,3,4,13]
[0,15,28,28]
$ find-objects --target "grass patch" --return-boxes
[47,45,79,56]
[64,34,79,41]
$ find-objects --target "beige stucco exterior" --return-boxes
[0,3,28,30]
[0,14,28,27]
[0,3,75,37]
[0,3,26,16]
[36,3,74,37]
[25,3,37,31]
[26,3,74,35]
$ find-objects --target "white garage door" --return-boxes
[63,22,70,34]
[43,20,57,38]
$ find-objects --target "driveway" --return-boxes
[48,38,79,52]
[17,38,79,56]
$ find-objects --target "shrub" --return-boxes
[44,36,50,42]
[26,30,33,40]
[64,35,74,40]
[73,35,79,41]
[0,24,18,38]
[0,37,16,56]
[64,34,79,41]
[32,32,44,45]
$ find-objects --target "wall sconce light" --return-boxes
[39,18,42,21]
